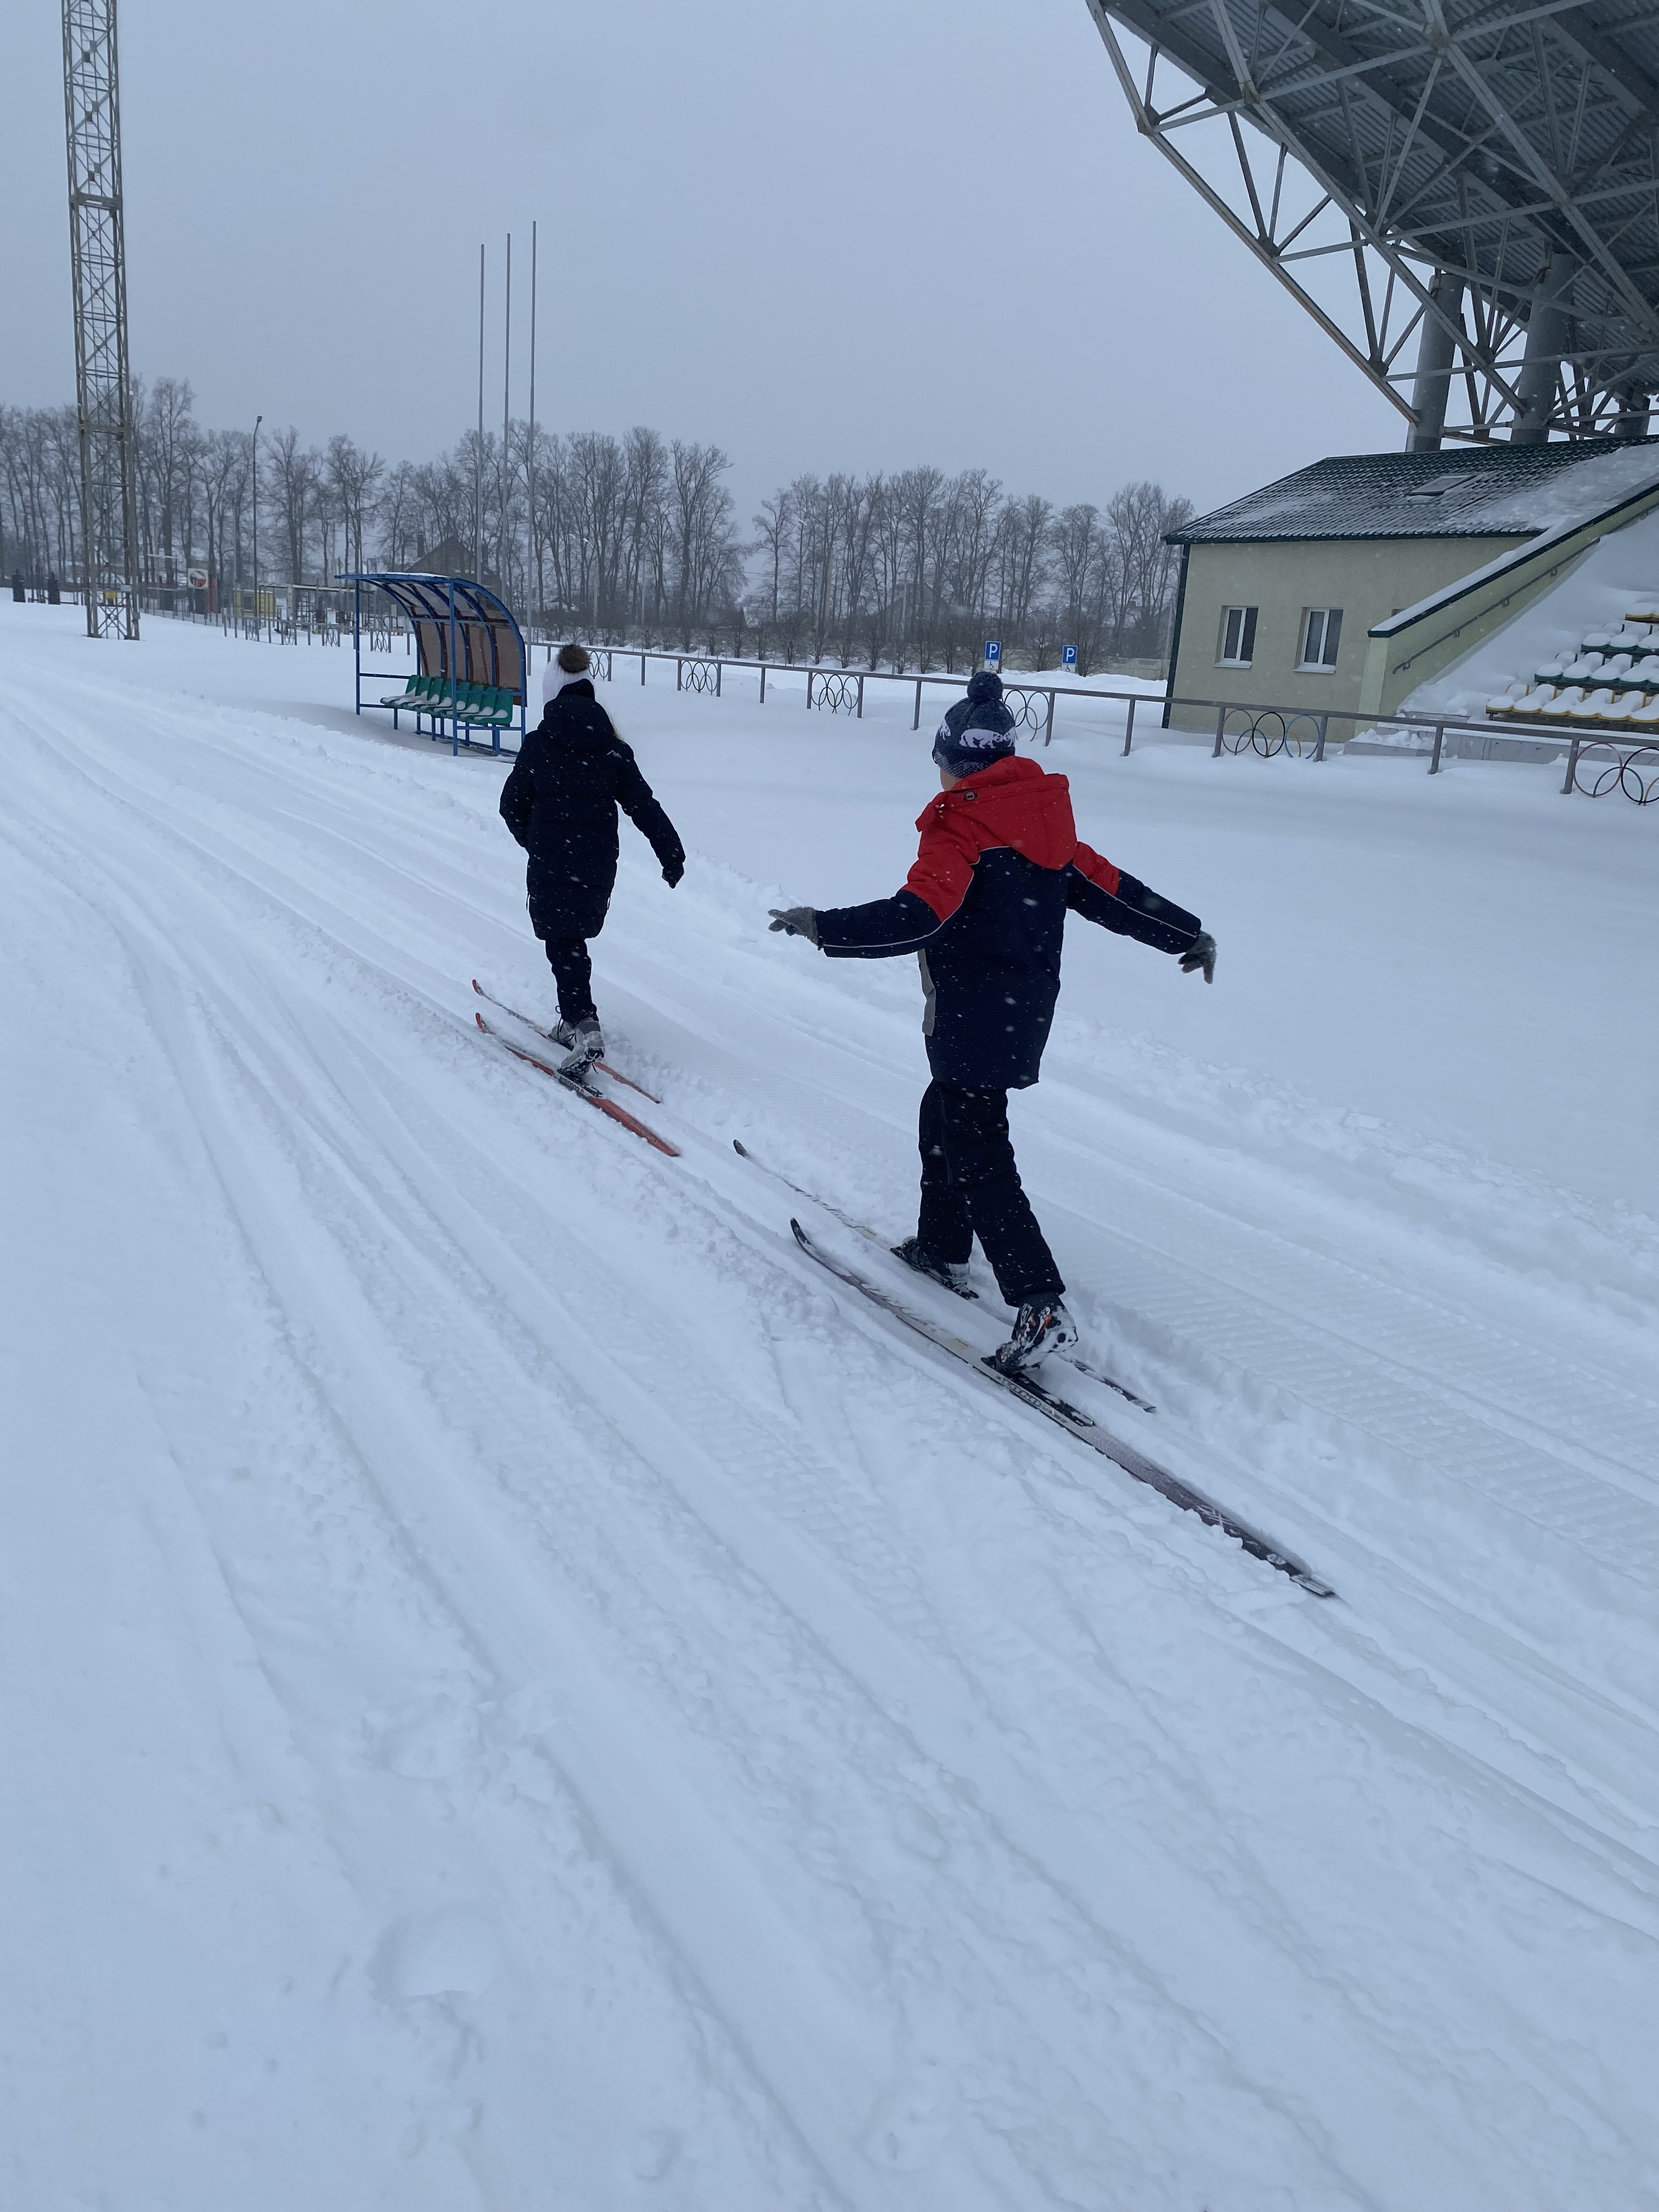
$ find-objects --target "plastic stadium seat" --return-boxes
[1567,687,1616,719]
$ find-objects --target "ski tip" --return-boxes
[733,1139,751,1159]
[789,1217,811,1251]
[471,978,483,994]
[475,1009,488,1032]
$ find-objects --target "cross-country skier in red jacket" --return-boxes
[769,670,1216,1375]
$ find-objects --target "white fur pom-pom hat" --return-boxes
[541,645,591,703]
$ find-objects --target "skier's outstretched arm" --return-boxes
[1069,842,1216,979]
[614,751,686,885]
[770,810,978,958]
[499,750,534,849]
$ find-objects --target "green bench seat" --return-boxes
[379,675,519,746]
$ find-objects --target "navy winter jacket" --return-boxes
[814,755,1201,1091]
[499,680,683,941]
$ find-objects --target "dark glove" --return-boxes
[1179,930,1216,984]
[769,905,820,946]
[662,858,684,888]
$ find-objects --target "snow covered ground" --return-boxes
[3,602,1657,2211]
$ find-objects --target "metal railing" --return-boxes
[564,643,1655,803]
[575,644,1077,740]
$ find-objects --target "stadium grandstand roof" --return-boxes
[1084,0,1659,448]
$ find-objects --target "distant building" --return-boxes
[1163,443,1659,731]
[409,536,504,600]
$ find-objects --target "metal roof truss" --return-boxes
[1084,0,1659,443]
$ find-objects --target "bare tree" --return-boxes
[327,435,386,580]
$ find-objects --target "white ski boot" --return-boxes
[554,1017,604,1078]
[991,1295,1078,1376]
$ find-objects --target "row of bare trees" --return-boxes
[2,381,1191,669]
[0,383,390,606]
[0,386,742,644]
[751,471,1192,673]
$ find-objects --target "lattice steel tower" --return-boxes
[1085,0,1659,447]
[62,0,139,636]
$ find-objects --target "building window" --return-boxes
[1299,607,1344,669]
[1218,605,1257,666]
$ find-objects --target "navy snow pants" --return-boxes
[916,1080,1064,1306]
[543,936,597,1024]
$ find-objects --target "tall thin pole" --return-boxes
[251,413,262,620]
[474,243,484,580]
[527,221,539,622]
[500,230,511,599]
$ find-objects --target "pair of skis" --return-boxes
[471,981,1332,1596]
[787,1217,1333,1596]
[733,1140,1154,1413]
[472,980,680,1156]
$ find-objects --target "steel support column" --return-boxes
[1512,257,1577,445]
[1408,275,1464,453]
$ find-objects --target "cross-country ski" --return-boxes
[789,1218,1333,1595]
[733,1136,1158,1409]
[475,1009,680,1155]
[472,978,664,1101]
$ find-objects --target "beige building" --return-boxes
[1164,443,1659,735]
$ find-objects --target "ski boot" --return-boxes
[891,1237,977,1300]
[990,1295,1077,1376]
[554,1017,604,1079]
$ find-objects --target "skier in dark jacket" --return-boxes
[769,670,1216,1375]
[500,642,685,1071]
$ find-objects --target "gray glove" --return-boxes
[769,906,820,946]
[1179,930,1216,984]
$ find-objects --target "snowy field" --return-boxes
[3,601,1657,2212]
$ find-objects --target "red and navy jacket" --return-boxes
[815,755,1201,1091]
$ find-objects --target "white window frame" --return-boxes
[1217,605,1257,668]
[1297,607,1344,671]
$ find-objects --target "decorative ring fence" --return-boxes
[546,644,1654,804]
[1218,709,1329,759]
[1570,737,1659,803]
[1003,685,1058,745]
[677,656,722,697]
[806,669,865,715]
[150,595,1654,805]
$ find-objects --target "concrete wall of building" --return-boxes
[1167,537,1526,732]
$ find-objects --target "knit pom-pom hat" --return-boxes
[542,642,591,703]
[932,670,1017,777]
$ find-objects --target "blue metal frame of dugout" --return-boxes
[343,571,528,757]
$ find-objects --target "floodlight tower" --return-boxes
[61,0,139,637]
[1084,0,1659,448]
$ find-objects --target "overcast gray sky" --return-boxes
[3,0,1400,523]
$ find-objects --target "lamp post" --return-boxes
[251,413,262,623]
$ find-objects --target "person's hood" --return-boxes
[917,755,1077,870]
[537,680,612,743]
[539,677,596,716]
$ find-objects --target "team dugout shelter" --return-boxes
[346,572,528,755]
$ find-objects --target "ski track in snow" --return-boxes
[3,619,1657,2211]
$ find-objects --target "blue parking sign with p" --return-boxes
[984,639,1002,669]
[1062,643,1077,670]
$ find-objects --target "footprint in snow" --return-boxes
[373,1695,483,1782]
[862,2058,955,2173]
[628,2128,682,2181]
[375,1906,500,2000]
